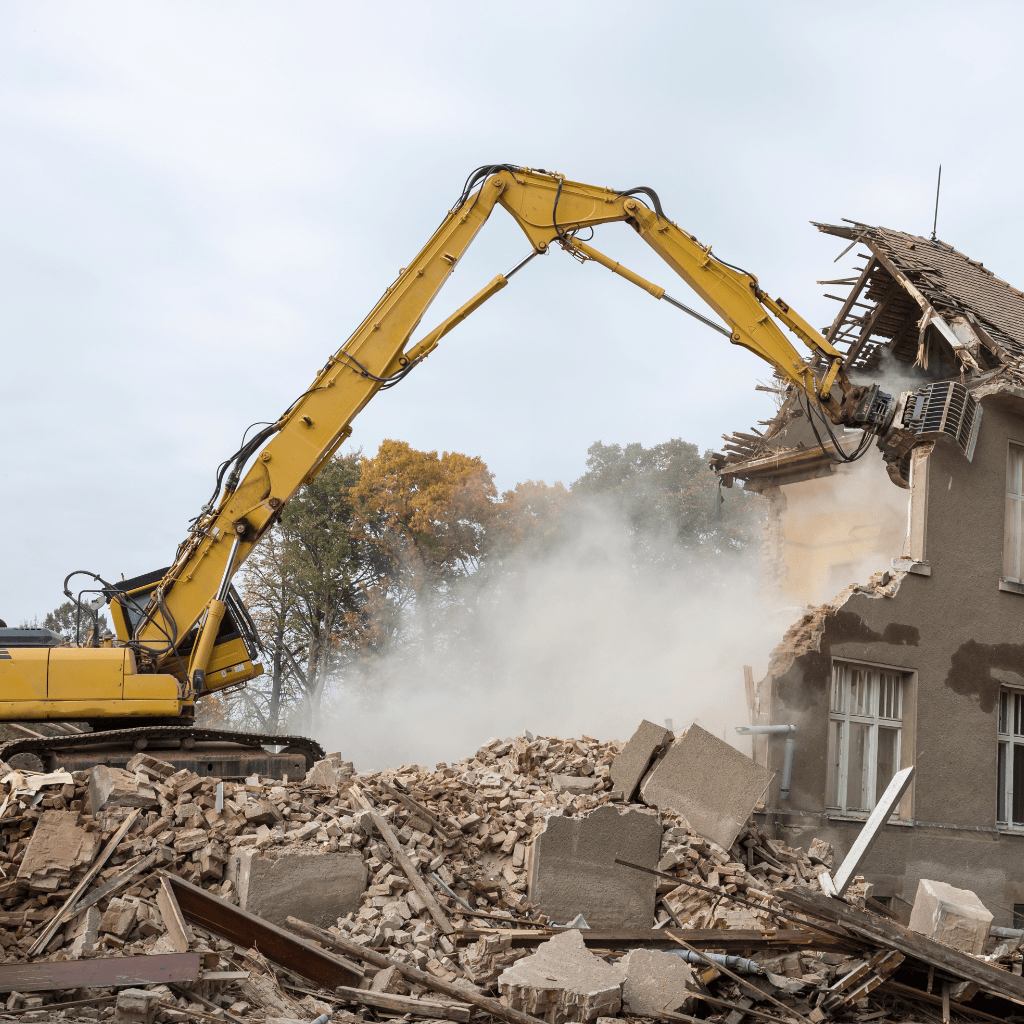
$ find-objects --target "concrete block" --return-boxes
[114,988,161,1024]
[808,838,834,867]
[498,929,626,1023]
[17,810,102,892]
[908,879,993,954]
[527,804,661,928]
[67,906,102,957]
[305,755,354,789]
[125,753,175,781]
[89,765,159,814]
[551,775,599,795]
[610,720,674,801]
[621,949,695,1015]
[173,828,208,853]
[232,848,367,929]
[640,724,770,851]
[99,897,137,939]
[244,798,283,825]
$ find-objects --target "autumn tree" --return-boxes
[349,440,499,663]
[230,452,388,733]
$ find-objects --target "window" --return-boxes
[827,661,905,814]
[1004,444,1024,583]
[996,688,1024,828]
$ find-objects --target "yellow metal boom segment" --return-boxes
[120,166,887,694]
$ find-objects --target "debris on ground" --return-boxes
[0,727,1017,1022]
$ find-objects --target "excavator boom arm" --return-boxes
[130,167,890,675]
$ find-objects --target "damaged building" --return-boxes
[712,219,1024,925]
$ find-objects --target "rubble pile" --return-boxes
[0,725,1017,1022]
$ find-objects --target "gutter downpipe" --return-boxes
[735,724,797,799]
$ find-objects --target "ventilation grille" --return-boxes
[902,381,981,460]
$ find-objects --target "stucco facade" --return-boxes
[753,392,1024,925]
[712,219,1024,924]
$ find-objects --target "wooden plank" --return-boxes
[156,875,195,953]
[286,916,547,1024]
[71,847,172,917]
[777,886,1024,1007]
[159,871,362,990]
[0,952,199,992]
[334,985,471,1020]
[884,979,1008,1024]
[666,932,809,1024]
[451,927,851,951]
[28,807,143,956]
[743,665,756,725]
[845,274,902,365]
[823,257,877,348]
[352,786,453,934]
[379,780,452,841]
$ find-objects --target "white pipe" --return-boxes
[781,736,795,799]
[735,725,796,799]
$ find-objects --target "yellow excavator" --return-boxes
[0,165,974,776]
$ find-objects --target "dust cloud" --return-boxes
[853,348,930,404]
[312,500,782,772]
[772,451,910,609]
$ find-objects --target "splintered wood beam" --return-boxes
[333,986,472,1021]
[777,886,1024,1007]
[378,780,452,841]
[285,917,548,1024]
[823,257,878,347]
[351,786,454,934]
[845,273,903,365]
[28,807,143,956]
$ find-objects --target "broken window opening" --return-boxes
[827,661,907,816]
[1004,443,1024,584]
[996,687,1024,828]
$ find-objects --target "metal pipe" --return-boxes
[735,725,796,799]
[781,736,795,800]
[667,949,763,974]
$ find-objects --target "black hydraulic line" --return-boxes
[614,186,667,220]
[801,390,873,465]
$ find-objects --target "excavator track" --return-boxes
[0,727,325,780]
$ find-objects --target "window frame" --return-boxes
[1004,441,1024,584]
[996,686,1024,831]
[827,659,912,819]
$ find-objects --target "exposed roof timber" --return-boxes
[857,239,980,371]
[814,221,1024,364]
[823,256,877,350]
[845,275,902,366]
[714,219,1024,484]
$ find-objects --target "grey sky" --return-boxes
[3,2,1022,624]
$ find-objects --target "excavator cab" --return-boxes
[105,568,265,695]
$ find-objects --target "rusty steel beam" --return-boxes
[159,872,362,990]
[0,953,200,993]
